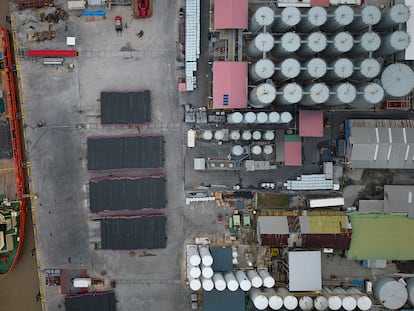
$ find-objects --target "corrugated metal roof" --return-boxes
[65,292,116,311]
[284,141,302,166]
[213,0,248,29]
[358,200,384,213]
[257,216,289,234]
[213,62,247,109]
[299,110,324,137]
[302,234,351,250]
[384,185,414,214]
[260,234,289,247]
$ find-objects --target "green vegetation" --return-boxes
[256,193,289,208]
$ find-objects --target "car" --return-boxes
[114,16,123,32]
[178,8,185,19]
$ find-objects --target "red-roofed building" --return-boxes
[299,110,324,137]
[213,62,248,109]
[284,135,302,166]
[214,0,248,29]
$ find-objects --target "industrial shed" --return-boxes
[65,292,116,311]
[100,215,166,250]
[284,135,302,166]
[87,135,164,170]
[289,251,322,291]
[100,91,151,125]
[299,110,324,137]
[89,175,166,213]
[213,0,248,29]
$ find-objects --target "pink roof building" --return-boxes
[299,110,324,137]
[213,62,248,109]
[214,0,248,29]
[284,136,302,166]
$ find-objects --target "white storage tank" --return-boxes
[227,112,243,124]
[314,296,329,311]
[202,130,213,141]
[201,277,214,291]
[381,63,414,97]
[250,6,275,32]
[332,83,356,105]
[230,130,241,141]
[348,32,381,56]
[248,33,275,58]
[332,288,356,311]
[273,7,301,32]
[250,59,275,81]
[273,32,301,57]
[351,58,381,81]
[242,130,252,141]
[299,296,314,311]
[263,145,274,155]
[279,111,293,124]
[374,31,410,57]
[251,145,262,155]
[224,272,239,291]
[375,4,410,31]
[274,58,301,82]
[277,83,303,105]
[189,265,201,278]
[252,130,262,141]
[352,83,384,108]
[346,5,381,32]
[259,270,275,288]
[323,288,342,310]
[407,278,414,305]
[297,6,327,32]
[347,287,372,311]
[326,58,354,81]
[236,270,252,292]
[264,130,275,141]
[321,5,354,32]
[247,270,263,288]
[189,276,201,291]
[214,130,224,141]
[256,112,268,124]
[250,83,277,108]
[298,58,327,80]
[244,111,257,123]
[201,264,214,278]
[285,296,299,310]
[374,277,408,310]
[188,246,201,266]
[199,246,213,266]
[302,83,330,105]
[250,288,269,310]
[264,288,283,310]
[268,112,280,124]
[297,32,327,57]
[322,32,354,55]
[213,273,226,291]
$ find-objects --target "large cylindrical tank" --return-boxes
[213,272,226,291]
[232,145,244,157]
[250,289,269,310]
[249,83,277,108]
[250,59,275,81]
[314,296,329,311]
[248,33,275,58]
[297,32,327,57]
[320,5,354,32]
[247,270,263,288]
[188,246,201,266]
[351,58,381,81]
[201,277,214,291]
[264,288,283,310]
[346,5,381,32]
[277,83,303,105]
[263,145,274,155]
[250,6,275,32]
[374,31,410,57]
[297,6,327,32]
[329,83,356,105]
[224,271,239,291]
[214,130,224,141]
[256,112,268,124]
[273,7,301,32]
[381,63,414,97]
[323,288,342,310]
[347,32,381,56]
[236,270,252,292]
[189,265,201,278]
[298,58,327,81]
[242,130,252,141]
[374,4,410,31]
[374,277,408,310]
[322,32,353,56]
[227,112,243,124]
[202,130,213,141]
[273,32,301,57]
[199,246,213,266]
[299,296,314,311]
[407,278,414,305]
[302,83,330,105]
[264,130,275,141]
[201,264,214,278]
[352,83,384,108]
[285,296,299,310]
[244,111,257,123]
[274,58,301,82]
[347,288,372,311]
[258,270,275,288]
[189,276,201,291]
[268,112,280,124]
[279,111,293,124]
[325,58,354,81]
[252,130,262,141]
[251,145,262,155]
[230,130,241,141]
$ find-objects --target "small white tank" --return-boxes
[224,272,239,291]
[252,130,262,140]
[201,277,214,291]
[247,270,263,288]
[250,288,269,310]
[259,270,275,288]
[244,112,257,123]
[199,246,213,266]
[256,112,268,124]
[264,131,275,141]
[342,295,357,311]
[188,246,201,266]
[347,288,372,311]
[268,112,280,124]
[227,112,243,124]
[214,130,224,141]
[284,295,299,310]
[213,273,226,291]
[189,265,201,278]
[230,130,241,141]
[202,130,213,141]
[251,145,262,155]
[354,83,384,107]
[232,145,244,157]
[236,270,252,292]
[264,288,283,310]
[299,296,314,311]
[279,111,293,124]
[263,145,274,155]
[314,296,329,311]
[348,32,381,56]
[242,130,252,141]
[189,276,201,291]
[201,264,214,278]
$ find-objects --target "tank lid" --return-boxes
[328,296,342,310]
[242,130,252,140]
[359,58,381,79]
[381,63,414,97]
[232,145,244,156]
[299,296,314,310]
[190,278,201,291]
[314,296,329,311]
[281,6,301,27]
[254,83,277,104]
[263,145,274,154]
[307,58,327,79]
[309,83,330,104]
[280,111,293,123]
[281,32,301,53]
[252,145,262,155]
[283,83,303,104]
[336,83,356,103]
[360,32,381,52]
[389,31,410,51]
[280,58,301,79]
[239,279,252,291]
[202,278,214,291]
[190,266,201,278]
[357,296,372,311]
[255,33,274,52]
[256,112,268,123]
[342,296,357,311]
[264,130,275,140]
[333,32,353,52]
[230,131,241,140]
[333,58,353,79]
[228,112,243,123]
[308,6,327,26]
[361,5,381,25]
[201,266,214,278]
[362,83,384,104]
[375,279,408,309]
[268,112,280,123]
[253,59,275,79]
[334,5,354,26]
[227,279,239,291]
[269,295,284,310]
[284,295,298,310]
[307,32,327,53]
[245,111,256,123]
[254,6,275,26]
[389,4,410,23]
[252,130,262,140]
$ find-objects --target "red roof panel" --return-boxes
[299,110,324,137]
[214,0,248,29]
[284,141,302,166]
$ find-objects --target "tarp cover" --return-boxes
[65,292,116,311]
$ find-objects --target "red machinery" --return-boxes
[115,16,123,32]
[134,0,152,18]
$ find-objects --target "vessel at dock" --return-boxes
[0,28,26,275]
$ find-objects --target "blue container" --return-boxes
[0,52,2,59]
[82,10,105,17]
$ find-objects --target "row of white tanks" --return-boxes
[227,111,293,124]
[249,4,410,34]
